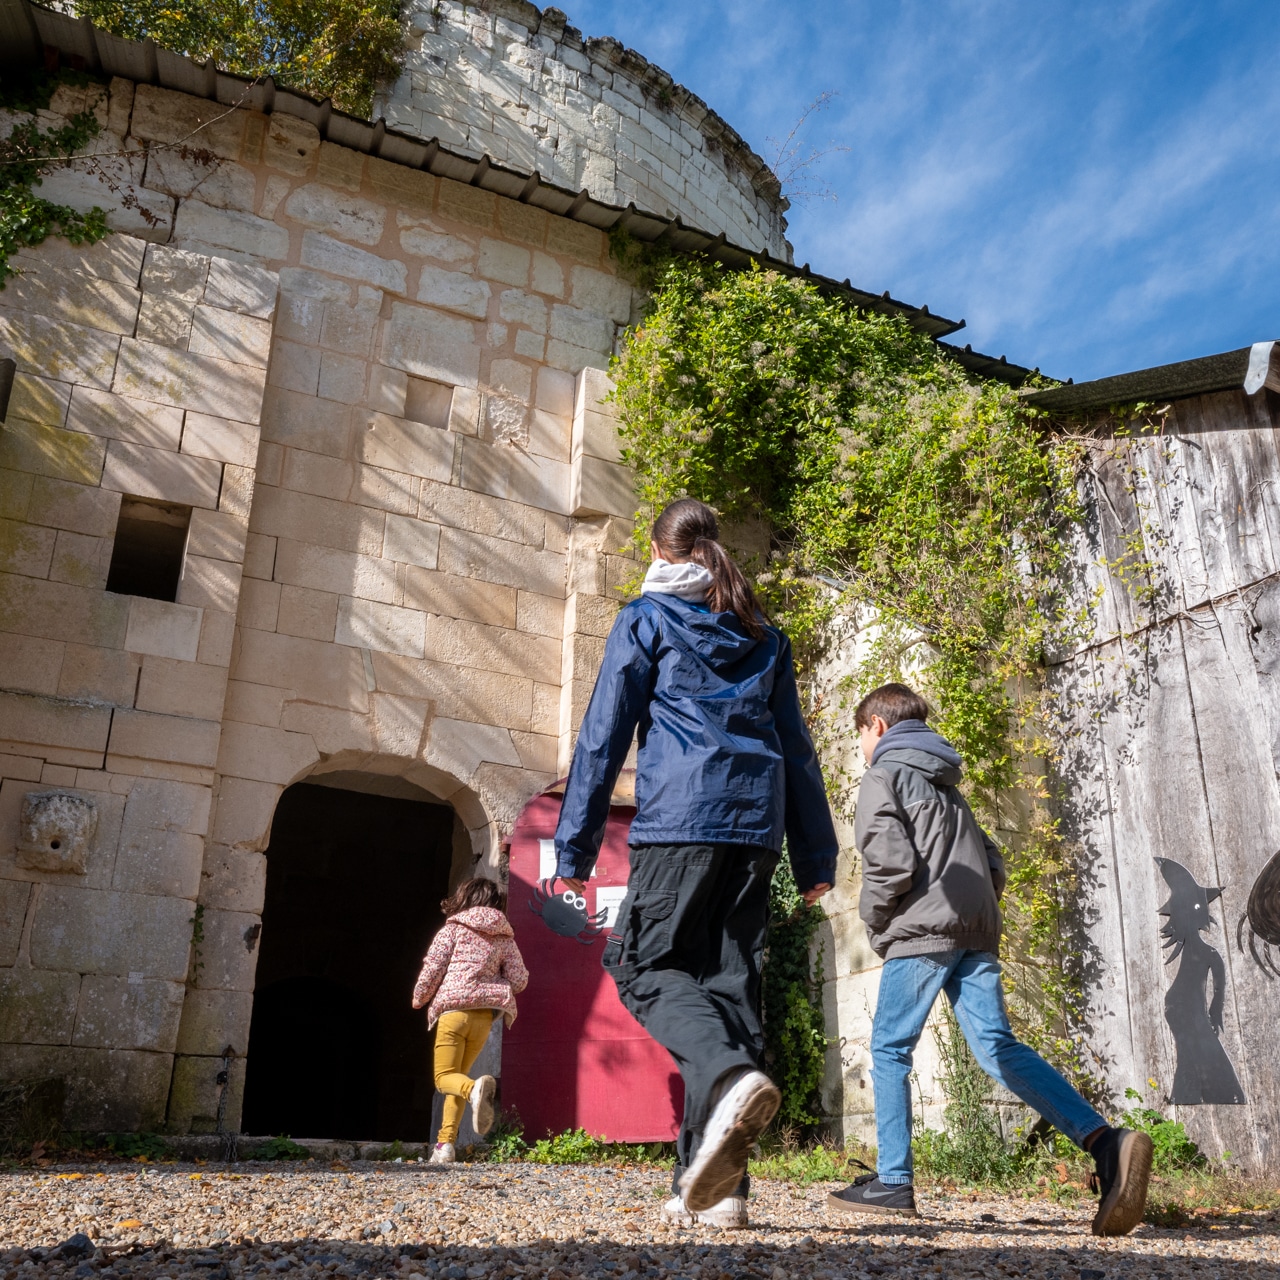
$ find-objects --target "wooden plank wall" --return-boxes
[1051,388,1280,1172]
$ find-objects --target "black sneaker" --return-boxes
[1089,1127,1153,1236]
[827,1173,919,1217]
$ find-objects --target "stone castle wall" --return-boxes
[380,0,793,261]
[0,73,636,1134]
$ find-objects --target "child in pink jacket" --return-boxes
[412,877,529,1163]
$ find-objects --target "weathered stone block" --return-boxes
[0,516,55,578]
[497,288,548,334]
[0,688,112,759]
[571,454,634,519]
[358,411,454,481]
[0,418,106,485]
[272,538,396,603]
[29,884,194,978]
[570,265,633,324]
[263,114,320,175]
[135,655,229,722]
[131,85,246,159]
[381,301,480,387]
[204,258,278,319]
[198,609,236,667]
[134,294,194,348]
[219,464,255,518]
[401,566,517,627]
[140,243,209,302]
[317,351,369,405]
[175,555,243,613]
[426,718,521,779]
[460,437,569,515]
[186,508,249,564]
[516,590,565,638]
[11,233,144,286]
[0,312,119,390]
[112,815,205,899]
[188,305,273,368]
[421,613,559,683]
[72,974,186,1051]
[0,967,81,1043]
[4,373,70,428]
[165,1051,245,1135]
[16,789,99,874]
[300,231,407,293]
[198,842,268,914]
[173,199,290,259]
[113,338,268,424]
[249,487,383,556]
[145,148,256,211]
[215,720,320,786]
[366,365,409,417]
[124,597,203,662]
[36,144,173,243]
[1,571,129,651]
[174,986,254,1057]
[0,631,60,697]
[210,775,282,849]
[57,643,139,705]
[100,438,221,509]
[418,477,545,545]
[67,386,184,451]
[265,340,321,396]
[0,1042,172,1130]
[26,477,121,538]
[107,710,221,770]
[0,262,141,335]
[316,140,364,191]
[335,596,426,658]
[398,214,475,266]
[285,184,386,245]
[383,514,442,569]
[0,880,31,966]
[416,265,491,318]
[255,387,352,459]
[198,906,266,990]
[275,584,338,642]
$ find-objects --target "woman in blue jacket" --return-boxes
[555,498,837,1228]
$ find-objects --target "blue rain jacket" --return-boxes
[554,592,838,891]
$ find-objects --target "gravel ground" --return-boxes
[3,1161,1276,1279]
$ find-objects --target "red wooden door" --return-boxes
[502,782,682,1142]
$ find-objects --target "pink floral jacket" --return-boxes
[411,906,529,1028]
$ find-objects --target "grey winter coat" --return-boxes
[854,720,1006,960]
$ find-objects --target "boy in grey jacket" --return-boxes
[827,684,1153,1237]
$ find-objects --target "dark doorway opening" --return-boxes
[242,781,455,1141]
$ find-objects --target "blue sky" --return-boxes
[563,0,1280,383]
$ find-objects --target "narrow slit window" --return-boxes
[105,496,192,602]
[403,377,454,430]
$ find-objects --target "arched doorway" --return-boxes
[241,777,459,1140]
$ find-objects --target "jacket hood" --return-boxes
[641,559,714,602]
[450,906,513,936]
[872,720,963,786]
[636,592,765,668]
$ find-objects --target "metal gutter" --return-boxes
[9,0,1042,385]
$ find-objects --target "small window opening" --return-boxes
[105,496,192,602]
[404,377,453,431]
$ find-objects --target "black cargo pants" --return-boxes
[602,842,779,1196]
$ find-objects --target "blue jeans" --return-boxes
[871,950,1106,1185]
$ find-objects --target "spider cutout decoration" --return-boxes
[529,878,608,943]
[1238,848,1280,978]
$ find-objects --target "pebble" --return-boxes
[0,1161,1275,1278]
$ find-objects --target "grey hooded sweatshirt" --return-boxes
[855,719,1006,960]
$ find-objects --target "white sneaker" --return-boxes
[678,1070,780,1213]
[660,1195,749,1229]
[470,1075,496,1136]
[427,1142,455,1164]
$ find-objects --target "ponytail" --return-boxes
[652,499,767,639]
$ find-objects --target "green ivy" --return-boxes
[762,860,828,1128]
[608,250,1094,1117]
[0,73,110,288]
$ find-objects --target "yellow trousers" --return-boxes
[433,1009,495,1144]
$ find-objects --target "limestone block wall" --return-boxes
[0,73,637,1133]
[0,229,273,1131]
[382,0,792,261]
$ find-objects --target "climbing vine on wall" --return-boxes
[0,74,109,289]
[608,248,1098,1105]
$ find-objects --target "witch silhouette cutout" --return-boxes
[1155,858,1245,1105]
